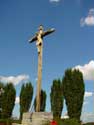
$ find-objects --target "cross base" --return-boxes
[21,112,53,125]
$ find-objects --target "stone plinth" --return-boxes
[22,112,32,125]
[31,112,53,125]
[21,112,53,125]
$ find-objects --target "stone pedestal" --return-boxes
[21,112,53,125]
[31,112,53,125]
[22,112,32,125]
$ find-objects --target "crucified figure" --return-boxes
[36,25,43,54]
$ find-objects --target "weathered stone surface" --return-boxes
[22,112,32,125]
[31,112,53,125]
[21,112,53,125]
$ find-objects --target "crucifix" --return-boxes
[29,25,55,112]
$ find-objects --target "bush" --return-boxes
[0,119,11,125]
[53,118,62,125]
[52,118,81,125]
[0,119,21,125]
[62,118,81,125]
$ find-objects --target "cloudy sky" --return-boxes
[0,0,94,123]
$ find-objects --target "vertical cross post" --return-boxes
[36,26,43,112]
[29,25,55,112]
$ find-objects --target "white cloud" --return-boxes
[81,113,94,123]
[83,101,88,105]
[0,74,29,85]
[73,60,94,80]
[84,91,93,98]
[15,97,20,104]
[80,8,94,26]
[83,92,93,106]
[49,0,60,3]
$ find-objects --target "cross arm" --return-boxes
[42,28,55,37]
[29,35,37,43]
[28,28,55,43]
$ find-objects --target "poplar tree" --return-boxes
[50,79,63,118]
[62,69,85,120]
[0,82,4,118]
[1,83,16,118]
[20,82,33,119]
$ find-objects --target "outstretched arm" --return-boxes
[42,28,55,37]
[29,35,37,43]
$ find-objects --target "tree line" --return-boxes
[0,68,85,122]
[0,82,46,120]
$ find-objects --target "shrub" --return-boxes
[51,118,81,125]
[0,119,11,125]
[53,117,62,125]
[0,119,21,125]
[62,118,81,125]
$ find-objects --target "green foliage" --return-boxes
[0,119,21,125]
[1,83,16,118]
[20,82,33,119]
[54,117,63,125]
[62,118,81,125]
[62,69,85,120]
[0,82,4,118]
[34,89,47,111]
[53,118,81,125]
[0,119,11,125]
[50,79,63,118]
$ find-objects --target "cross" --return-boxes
[29,25,55,112]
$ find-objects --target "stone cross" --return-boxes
[29,25,55,112]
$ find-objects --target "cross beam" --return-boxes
[29,25,55,112]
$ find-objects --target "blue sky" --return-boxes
[0,0,94,123]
